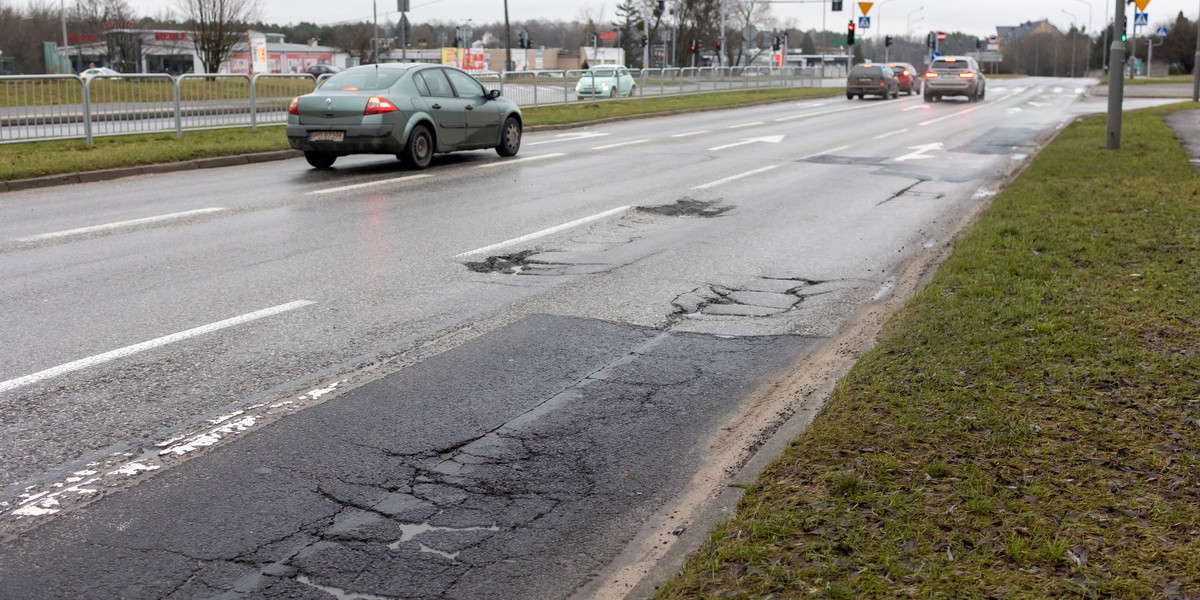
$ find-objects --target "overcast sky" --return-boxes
[133,0,1199,39]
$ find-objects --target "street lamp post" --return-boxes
[876,0,899,50]
[1071,0,1094,70]
[1062,9,1077,76]
[906,6,924,40]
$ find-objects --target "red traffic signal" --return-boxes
[847,20,856,45]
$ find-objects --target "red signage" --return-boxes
[103,20,135,30]
[599,31,618,40]
[936,31,946,42]
[67,33,97,43]
[154,31,188,41]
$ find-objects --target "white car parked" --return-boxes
[80,67,121,80]
[575,65,636,99]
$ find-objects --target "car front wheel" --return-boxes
[304,151,336,169]
[401,124,433,169]
[496,117,521,157]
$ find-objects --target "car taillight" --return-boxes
[958,72,975,78]
[879,81,886,86]
[364,96,398,115]
[288,97,299,115]
[902,70,910,76]
[924,71,938,78]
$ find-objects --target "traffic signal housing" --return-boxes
[716,40,722,53]
[885,35,893,47]
[832,0,843,11]
[847,21,856,45]
[690,39,698,54]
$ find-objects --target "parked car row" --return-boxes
[845,55,986,103]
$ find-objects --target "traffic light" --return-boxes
[926,31,934,48]
[885,35,893,47]
[772,36,780,51]
[716,40,722,53]
[641,36,648,47]
[656,0,664,12]
[832,0,843,11]
[847,21,856,45]
[1121,15,1128,41]
[975,39,982,49]
[591,32,599,47]
[690,39,697,53]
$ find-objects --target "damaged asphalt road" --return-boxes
[0,315,815,599]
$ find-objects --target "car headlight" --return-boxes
[601,82,610,90]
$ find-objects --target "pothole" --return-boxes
[670,277,846,319]
[464,250,539,274]
[636,198,733,218]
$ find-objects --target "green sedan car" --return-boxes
[287,63,523,169]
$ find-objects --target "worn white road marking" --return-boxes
[797,145,851,161]
[525,132,609,146]
[455,206,631,258]
[0,301,316,394]
[919,103,988,126]
[873,128,909,140]
[692,165,778,190]
[728,121,764,129]
[17,208,226,242]
[708,135,785,152]
[902,104,932,111]
[894,142,944,162]
[670,130,708,138]
[308,174,431,194]
[475,153,566,169]
[592,140,649,150]
[772,102,877,122]
[1074,87,1085,94]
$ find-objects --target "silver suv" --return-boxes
[923,56,985,102]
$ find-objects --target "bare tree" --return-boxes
[177,0,260,73]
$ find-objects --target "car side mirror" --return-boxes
[486,89,501,100]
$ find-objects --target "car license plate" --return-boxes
[309,131,344,142]
[858,77,873,83]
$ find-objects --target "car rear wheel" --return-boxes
[924,91,933,102]
[304,151,336,169]
[401,124,433,170]
[496,117,521,157]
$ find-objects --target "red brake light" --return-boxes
[958,72,975,78]
[902,70,910,76]
[364,96,399,115]
[288,97,299,115]
[924,71,938,78]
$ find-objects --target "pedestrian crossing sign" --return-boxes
[1134,12,1148,26]
[858,16,870,29]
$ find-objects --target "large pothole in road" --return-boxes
[637,198,733,218]
[464,250,539,274]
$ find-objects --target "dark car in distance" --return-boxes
[846,63,899,100]
[886,62,921,95]
[287,63,523,170]
[305,64,342,77]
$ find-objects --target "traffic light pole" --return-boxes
[1107,0,1125,150]
[1194,0,1200,101]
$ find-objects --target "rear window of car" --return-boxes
[888,65,911,74]
[932,59,970,70]
[319,67,406,91]
[850,66,881,76]
[588,69,617,77]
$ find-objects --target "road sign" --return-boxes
[858,2,873,14]
[1134,12,1148,26]
[1156,26,1168,37]
[936,31,946,42]
[1134,0,1151,11]
[858,17,870,29]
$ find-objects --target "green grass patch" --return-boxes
[1,87,842,181]
[520,86,842,126]
[0,127,291,180]
[657,102,1200,599]
[1097,74,1196,86]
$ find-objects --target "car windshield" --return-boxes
[932,60,970,70]
[588,69,616,77]
[319,67,406,91]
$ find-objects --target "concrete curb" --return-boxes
[1,150,304,193]
[1,91,840,193]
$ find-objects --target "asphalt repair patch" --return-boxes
[0,314,818,600]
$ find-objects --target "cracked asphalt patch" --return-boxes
[636,198,733,218]
[0,314,818,600]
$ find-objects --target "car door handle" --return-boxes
[431,103,441,109]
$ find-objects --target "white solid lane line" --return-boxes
[919,102,989,126]
[308,174,432,194]
[455,206,631,258]
[728,121,764,128]
[671,130,709,138]
[692,165,779,190]
[773,101,886,122]
[526,132,610,146]
[873,128,909,140]
[592,140,649,150]
[17,208,226,242]
[0,300,316,394]
[797,145,851,160]
[475,153,566,169]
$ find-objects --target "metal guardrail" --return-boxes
[1,66,817,145]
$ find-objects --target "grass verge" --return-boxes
[657,102,1200,599]
[0,86,841,182]
[1098,75,1195,86]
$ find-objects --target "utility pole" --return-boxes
[1193,0,1200,101]
[504,0,511,71]
[372,0,378,64]
[1107,0,1125,149]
